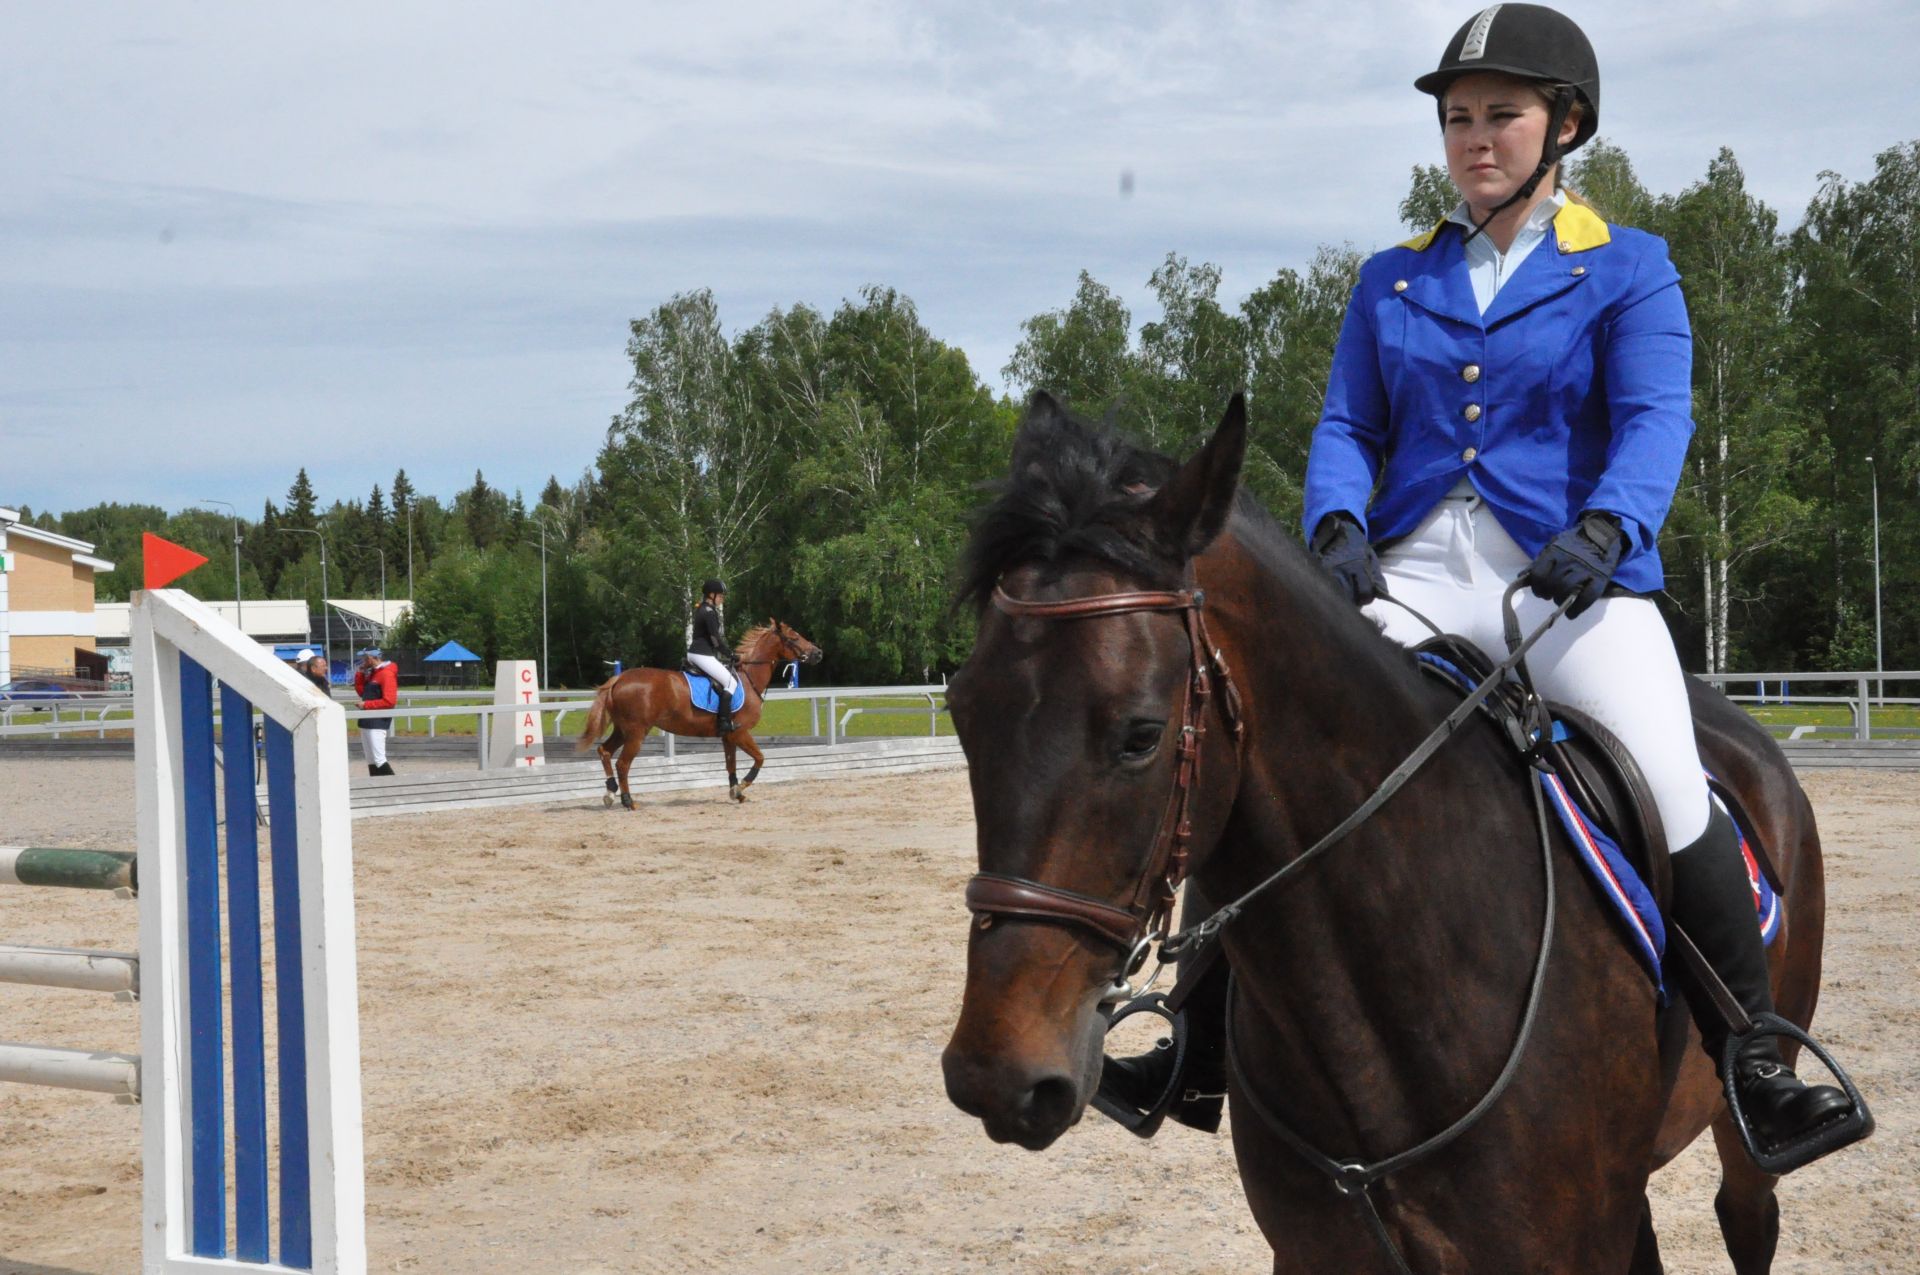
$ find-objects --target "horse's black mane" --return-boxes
[956,399,1307,609]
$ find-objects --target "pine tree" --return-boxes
[463,471,502,549]
[285,470,318,529]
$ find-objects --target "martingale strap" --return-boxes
[965,579,1242,961]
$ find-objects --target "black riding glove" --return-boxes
[1311,513,1388,606]
[1526,511,1625,619]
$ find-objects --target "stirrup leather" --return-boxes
[1091,993,1193,1138]
[1722,1013,1874,1175]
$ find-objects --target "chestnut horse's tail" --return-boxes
[576,675,620,751]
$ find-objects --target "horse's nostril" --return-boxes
[1023,1074,1078,1132]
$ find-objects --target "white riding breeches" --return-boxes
[686,653,738,695]
[1363,489,1712,849]
[360,727,389,768]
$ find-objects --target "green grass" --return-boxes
[1742,703,1920,732]
[22,687,1915,742]
[364,692,954,739]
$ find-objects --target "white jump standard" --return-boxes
[0,588,368,1275]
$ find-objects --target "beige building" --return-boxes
[0,507,115,684]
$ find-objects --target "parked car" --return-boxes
[0,679,80,705]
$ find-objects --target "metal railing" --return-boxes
[1695,671,1920,742]
[3,683,952,759]
[15,670,1913,745]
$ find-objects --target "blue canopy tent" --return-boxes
[423,640,484,687]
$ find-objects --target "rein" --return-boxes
[1162,583,1574,958]
[963,578,1244,971]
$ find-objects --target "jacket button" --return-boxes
[1462,364,1481,383]
[1393,279,1409,292]
[1462,447,1478,462]
[1463,404,1482,422]
[1571,266,1587,276]
[1559,240,1572,252]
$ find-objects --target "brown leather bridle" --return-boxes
[963,577,1243,973]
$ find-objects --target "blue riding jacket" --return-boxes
[1302,201,1695,593]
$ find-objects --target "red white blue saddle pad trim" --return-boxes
[1539,772,1784,997]
[1538,771,1667,993]
[1710,783,1784,948]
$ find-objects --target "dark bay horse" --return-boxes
[941,395,1831,1273]
[577,620,822,806]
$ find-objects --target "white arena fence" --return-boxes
[3,681,957,755]
[1,587,366,1274]
[11,671,1920,746]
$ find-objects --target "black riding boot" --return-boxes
[1671,808,1856,1161]
[1096,956,1229,1135]
[1094,884,1230,1136]
[714,694,735,737]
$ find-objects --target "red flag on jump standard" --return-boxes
[143,532,209,590]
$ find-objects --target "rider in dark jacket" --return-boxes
[686,578,739,735]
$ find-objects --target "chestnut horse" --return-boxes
[577,619,822,806]
[941,395,1835,1273]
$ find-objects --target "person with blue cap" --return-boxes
[353,646,398,776]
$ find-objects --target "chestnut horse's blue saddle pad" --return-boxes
[682,671,746,714]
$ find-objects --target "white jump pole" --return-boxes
[0,944,140,995]
[0,1042,141,1097]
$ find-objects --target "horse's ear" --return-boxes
[1011,391,1069,468]
[1147,394,1246,557]
[1025,389,1066,425]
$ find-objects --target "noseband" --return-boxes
[963,578,1243,972]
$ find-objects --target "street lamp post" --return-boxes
[1867,456,1883,705]
[279,527,331,680]
[198,499,243,632]
[362,545,389,645]
[526,512,564,692]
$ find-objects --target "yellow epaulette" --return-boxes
[1552,200,1612,252]
[1398,220,1447,252]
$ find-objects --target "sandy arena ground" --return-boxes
[0,757,1914,1274]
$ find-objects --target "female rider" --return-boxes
[1102,3,1859,1167]
[687,578,739,736]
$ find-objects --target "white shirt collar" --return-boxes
[1447,189,1566,238]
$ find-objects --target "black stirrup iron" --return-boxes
[1090,993,1192,1138]
[1722,1013,1875,1175]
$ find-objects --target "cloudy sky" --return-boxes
[6,0,1917,517]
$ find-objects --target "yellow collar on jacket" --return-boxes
[1399,199,1612,254]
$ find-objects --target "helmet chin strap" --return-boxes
[1460,86,1577,247]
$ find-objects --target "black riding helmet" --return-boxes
[1416,5,1600,239]
[702,578,726,597]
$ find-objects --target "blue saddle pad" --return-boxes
[1417,652,1782,995]
[682,671,746,714]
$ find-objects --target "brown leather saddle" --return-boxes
[1416,635,1673,898]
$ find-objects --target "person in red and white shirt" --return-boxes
[353,647,399,776]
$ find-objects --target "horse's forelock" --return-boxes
[958,406,1191,609]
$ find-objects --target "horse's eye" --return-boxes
[1119,720,1165,762]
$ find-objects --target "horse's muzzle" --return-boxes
[941,1045,1083,1150]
